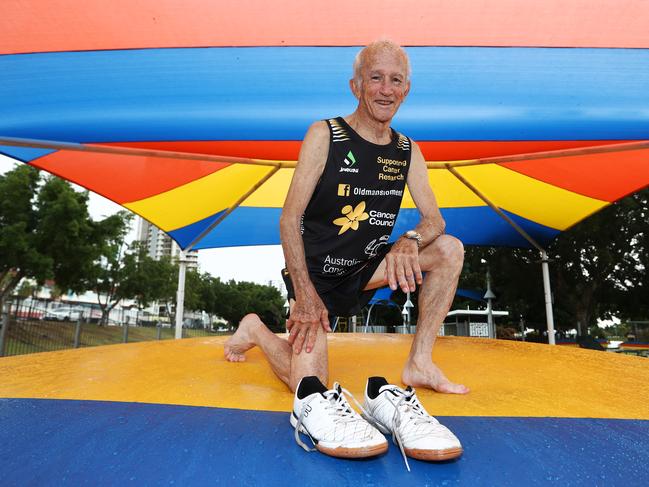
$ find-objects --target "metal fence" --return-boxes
[0,313,228,357]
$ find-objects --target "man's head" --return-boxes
[350,40,411,123]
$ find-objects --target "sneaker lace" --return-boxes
[382,387,443,472]
[294,383,372,453]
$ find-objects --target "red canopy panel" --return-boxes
[29,149,230,204]
[101,140,631,163]
[501,148,649,202]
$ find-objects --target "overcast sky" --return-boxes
[0,154,287,291]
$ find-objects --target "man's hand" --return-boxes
[385,237,423,293]
[287,293,332,354]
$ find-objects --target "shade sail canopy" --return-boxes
[1,1,649,251]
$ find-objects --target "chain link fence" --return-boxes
[0,312,229,357]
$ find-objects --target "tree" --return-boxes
[34,175,102,294]
[609,189,649,322]
[0,165,49,313]
[0,166,123,315]
[456,188,649,336]
[199,274,222,329]
[184,270,207,313]
[120,244,177,313]
[84,211,135,325]
[546,188,647,331]
[183,276,286,332]
[234,281,285,332]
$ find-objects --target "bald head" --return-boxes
[352,40,411,89]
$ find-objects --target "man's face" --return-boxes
[351,49,410,123]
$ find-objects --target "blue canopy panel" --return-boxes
[188,207,559,250]
[2,47,649,143]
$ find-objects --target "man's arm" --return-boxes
[384,141,446,293]
[279,121,331,354]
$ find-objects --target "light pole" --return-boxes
[484,270,496,338]
[400,292,415,334]
[174,250,187,339]
[540,250,556,345]
[283,298,290,332]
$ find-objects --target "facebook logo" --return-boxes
[337,184,351,197]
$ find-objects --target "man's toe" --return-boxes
[438,382,469,394]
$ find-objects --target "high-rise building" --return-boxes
[136,217,198,270]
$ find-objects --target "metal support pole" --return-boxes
[399,307,408,334]
[486,298,494,339]
[0,313,8,357]
[156,324,162,340]
[175,251,187,339]
[351,315,357,333]
[74,317,82,348]
[122,319,129,343]
[541,250,556,345]
[484,270,496,339]
[404,292,414,334]
[364,303,376,333]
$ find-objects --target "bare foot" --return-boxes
[224,314,262,362]
[402,360,470,394]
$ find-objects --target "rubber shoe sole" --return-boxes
[317,442,388,458]
[290,413,388,459]
[368,414,463,462]
[405,446,463,461]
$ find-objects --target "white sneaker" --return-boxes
[363,377,463,470]
[291,376,388,458]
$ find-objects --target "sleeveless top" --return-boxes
[301,117,412,293]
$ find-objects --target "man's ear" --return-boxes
[403,80,411,99]
[349,78,360,99]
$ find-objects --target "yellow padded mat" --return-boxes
[1,334,647,419]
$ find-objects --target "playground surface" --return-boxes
[1,334,648,485]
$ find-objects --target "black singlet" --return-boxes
[295,117,412,316]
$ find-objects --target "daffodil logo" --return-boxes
[333,201,369,235]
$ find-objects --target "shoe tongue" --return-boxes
[324,382,342,401]
[326,383,354,413]
[379,384,417,402]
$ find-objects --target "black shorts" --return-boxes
[282,244,392,317]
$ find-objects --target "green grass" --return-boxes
[2,319,232,356]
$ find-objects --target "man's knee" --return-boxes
[288,323,328,357]
[303,323,328,349]
[422,234,464,269]
[241,312,261,323]
[440,234,464,259]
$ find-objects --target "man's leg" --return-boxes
[224,306,329,392]
[364,235,468,394]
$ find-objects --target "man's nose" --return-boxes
[379,79,393,95]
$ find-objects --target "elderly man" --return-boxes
[225,40,466,464]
